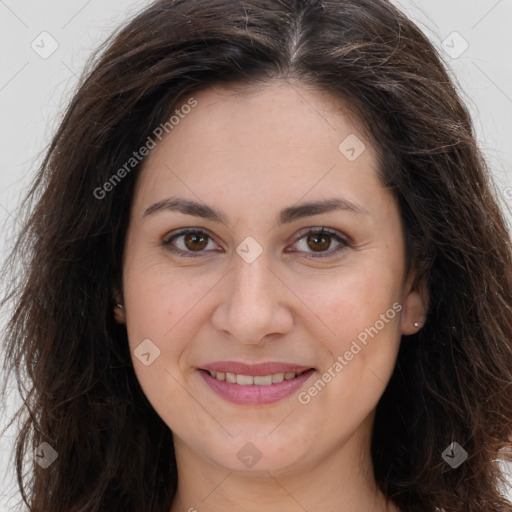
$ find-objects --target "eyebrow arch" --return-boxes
[143,196,369,225]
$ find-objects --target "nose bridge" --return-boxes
[212,251,293,344]
[233,253,271,305]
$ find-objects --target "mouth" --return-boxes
[197,362,316,405]
[201,368,311,386]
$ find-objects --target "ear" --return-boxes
[401,267,429,335]
[112,287,126,324]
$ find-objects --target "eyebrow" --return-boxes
[143,196,369,225]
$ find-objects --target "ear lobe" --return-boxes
[113,303,126,324]
[401,269,429,335]
[112,288,126,324]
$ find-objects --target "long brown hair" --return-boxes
[2,0,512,510]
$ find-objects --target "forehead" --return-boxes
[132,80,386,219]
[157,80,368,158]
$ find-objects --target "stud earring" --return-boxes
[113,303,125,323]
[414,321,420,328]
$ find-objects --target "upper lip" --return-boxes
[200,361,314,376]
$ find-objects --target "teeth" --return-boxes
[206,369,307,385]
[236,374,253,385]
[272,373,284,383]
[254,375,272,385]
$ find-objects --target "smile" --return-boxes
[206,369,309,385]
[198,366,316,405]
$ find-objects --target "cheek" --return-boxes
[291,263,401,345]
[122,256,206,343]
[122,266,195,420]
[122,258,220,398]
[292,263,403,411]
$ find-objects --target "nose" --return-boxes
[211,252,294,346]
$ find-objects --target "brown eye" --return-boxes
[289,228,349,259]
[306,232,332,252]
[162,228,219,257]
[183,232,208,251]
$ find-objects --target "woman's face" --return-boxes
[120,80,427,476]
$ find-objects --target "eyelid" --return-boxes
[161,227,216,245]
[285,227,350,258]
[161,226,350,258]
[162,227,221,258]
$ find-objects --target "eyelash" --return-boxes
[161,227,350,259]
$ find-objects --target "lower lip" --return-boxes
[198,369,315,405]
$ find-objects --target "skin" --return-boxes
[115,80,428,512]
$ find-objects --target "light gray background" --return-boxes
[1,0,511,509]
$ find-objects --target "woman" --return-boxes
[1,0,511,510]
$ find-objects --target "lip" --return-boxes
[199,361,313,376]
[197,362,316,405]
